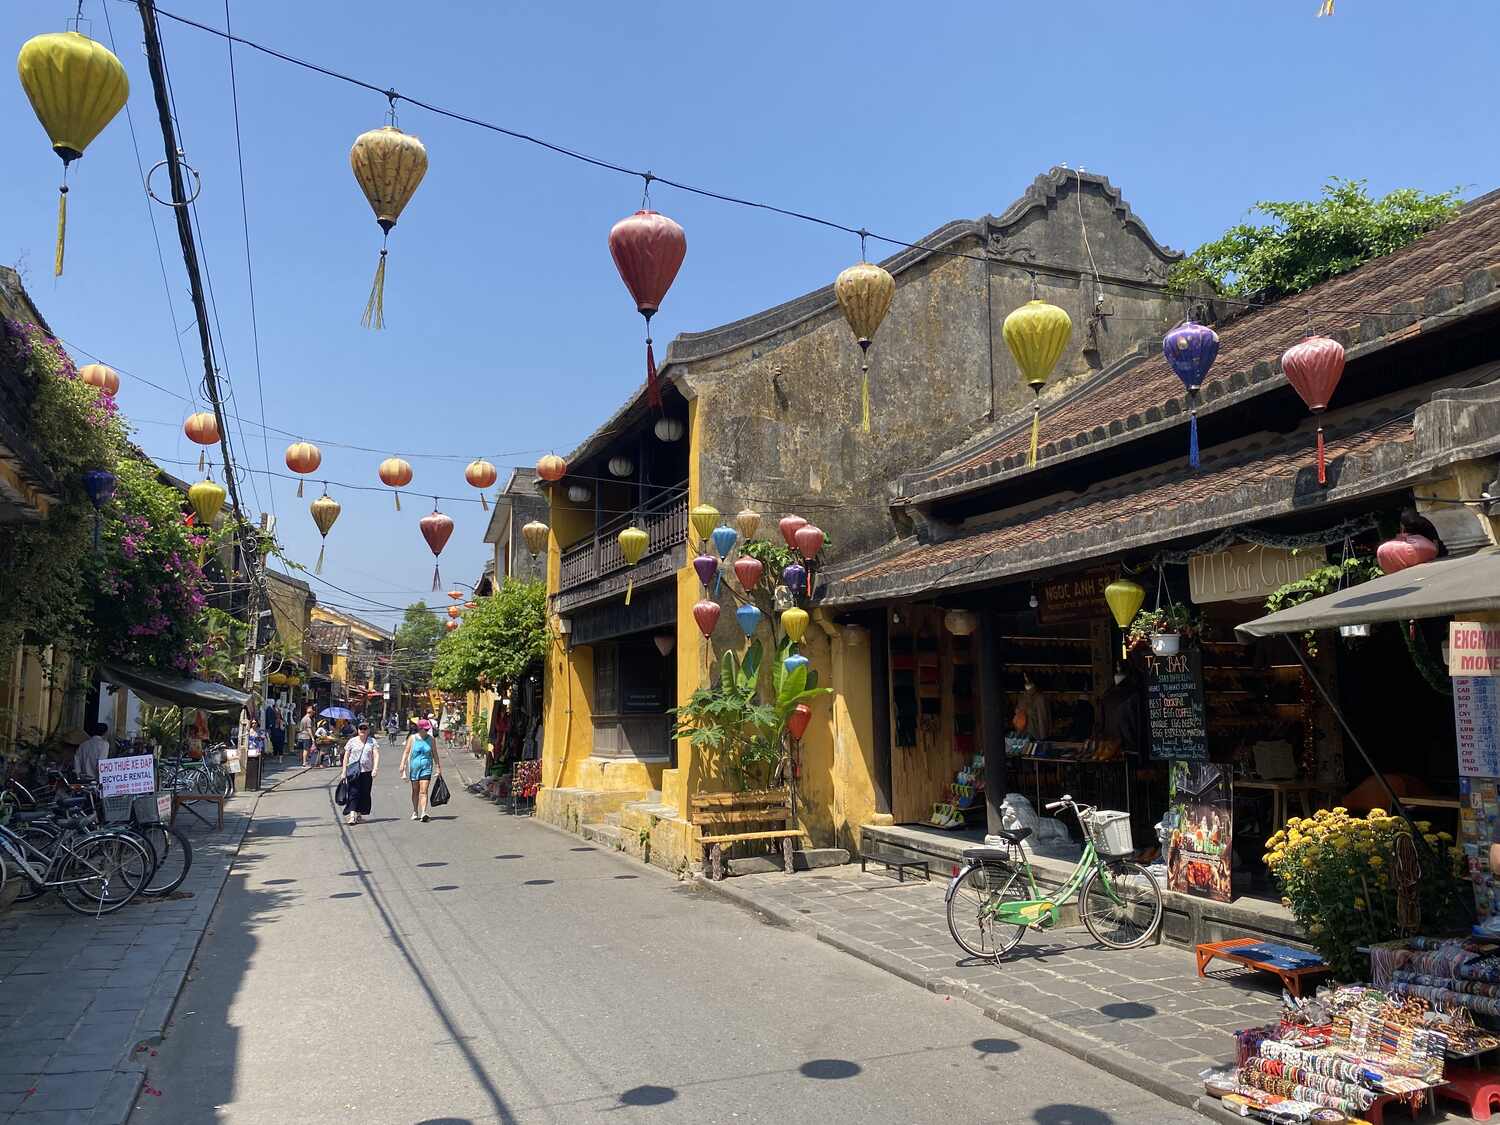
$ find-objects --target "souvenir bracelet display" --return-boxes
[1205,984,1466,1123]
[1369,936,1500,1019]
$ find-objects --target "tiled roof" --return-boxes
[827,412,1416,605]
[912,189,1500,494]
[307,622,350,652]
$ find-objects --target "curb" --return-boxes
[119,760,312,1124]
[695,875,1241,1125]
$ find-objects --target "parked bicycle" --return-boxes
[0,798,154,915]
[945,794,1163,960]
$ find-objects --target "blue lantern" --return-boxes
[782,562,806,593]
[82,468,116,549]
[1162,320,1219,469]
[735,603,762,637]
[784,654,810,674]
[710,524,738,559]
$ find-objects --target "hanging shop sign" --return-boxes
[1450,622,1500,676]
[1038,567,1118,624]
[1454,676,1500,777]
[1146,650,1207,761]
[1165,762,1233,903]
[99,754,155,798]
[1187,544,1326,606]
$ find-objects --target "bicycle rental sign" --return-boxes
[98,755,156,798]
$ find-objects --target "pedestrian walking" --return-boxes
[386,714,399,745]
[340,721,380,825]
[266,703,286,758]
[399,719,442,822]
[297,705,315,767]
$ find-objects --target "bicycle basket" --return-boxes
[1084,810,1134,859]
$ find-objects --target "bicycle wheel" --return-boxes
[11,825,59,902]
[946,860,1030,961]
[1078,860,1163,950]
[57,833,152,915]
[138,823,193,896]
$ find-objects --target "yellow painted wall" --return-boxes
[662,396,703,816]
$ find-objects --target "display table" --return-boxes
[1195,937,1330,997]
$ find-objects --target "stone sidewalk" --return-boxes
[0,758,306,1125]
[702,864,1286,1125]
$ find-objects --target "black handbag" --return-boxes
[429,774,450,807]
[334,777,350,806]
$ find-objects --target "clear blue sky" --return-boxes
[2,0,1495,623]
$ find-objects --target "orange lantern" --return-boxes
[284,441,321,497]
[447,590,464,601]
[184,411,219,471]
[447,605,461,619]
[465,458,498,510]
[536,453,567,482]
[445,619,459,632]
[378,456,413,510]
[464,600,477,610]
[78,363,119,396]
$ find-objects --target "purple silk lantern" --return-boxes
[82,468,116,549]
[693,553,718,590]
[782,562,806,594]
[1162,319,1219,470]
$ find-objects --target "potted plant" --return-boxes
[1126,604,1198,655]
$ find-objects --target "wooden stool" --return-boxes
[171,792,226,831]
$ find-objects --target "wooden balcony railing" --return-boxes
[558,484,689,593]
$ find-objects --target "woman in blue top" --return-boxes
[399,719,442,822]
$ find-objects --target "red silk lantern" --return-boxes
[284,441,321,497]
[733,556,764,591]
[446,619,459,632]
[1377,533,1439,574]
[465,458,498,510]
[787,703,812,742]
[793,524,824,596]
[1280,335,1347,486]
[448,590,464,601]
[692,599,721,638]
[779,514,808,548]
[447,605,461,619]
[420,505,455,592]
[379,456,413,510]
[184,412,219,471]
[609,208,687,408]
[536,454,567,482]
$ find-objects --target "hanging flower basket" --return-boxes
[1126,605,1198,655]
[1150,632,1182,656]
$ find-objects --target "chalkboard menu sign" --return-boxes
[1147,650,1207,761]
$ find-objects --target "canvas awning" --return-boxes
[101,663,251,713]
[1236,547,1500,638]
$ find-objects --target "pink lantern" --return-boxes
[692,600,721,637]
[779,514,808,548]
[733,556,764,591]
[786,703,812,742]
[1280,335,1347,486]
[793,524,825,561]
[1376,533,1439,574]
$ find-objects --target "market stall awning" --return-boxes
[101,662,251,713]
[1236,547,1500,638]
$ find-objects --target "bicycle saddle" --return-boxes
[990,827,1032,845]
[53,796,91,813]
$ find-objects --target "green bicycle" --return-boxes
[946,794,1163,960]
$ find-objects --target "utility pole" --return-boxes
[136,0,266,782]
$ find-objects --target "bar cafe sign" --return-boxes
[1450,622,1500,676]
[1188,544,1326,605]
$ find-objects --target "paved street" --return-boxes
[129,750,1205,1124]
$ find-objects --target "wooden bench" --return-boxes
[691,789,807,881]
[860,849,930,882]
[171,792,226,831]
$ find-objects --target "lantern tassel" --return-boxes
[54,184,68,278]
[807,563,813,598]
[432,563,441,592]
[480,492,488,511]
[1188,407,1200,471]
[316,542,326,575]
[645,336,661,409]
[1316,425,1327,486]
[625,578,635,606]
[1026,398,1041,468]
[393,490,401,512]
[297,478,304,498]
[861,363,871,433]
[362,247,387,330]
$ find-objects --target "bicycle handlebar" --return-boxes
[1044,795,1073,811]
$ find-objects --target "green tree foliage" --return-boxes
[431,580,547,693]
[1168,178,1462,300]
[393,601,444,690]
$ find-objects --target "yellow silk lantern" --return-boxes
[690,504,720,543]
[1104,578,1145,658]
[1003,299,1072,467]
[309,491,341,575]
[618,525,649,605]
[834,261,896,432]
[734,508,761,542]
[188,478,225,563]
[781,606,809,645]
[522,520,549,556]
[17,31,129,277]
[350,123,428,329]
